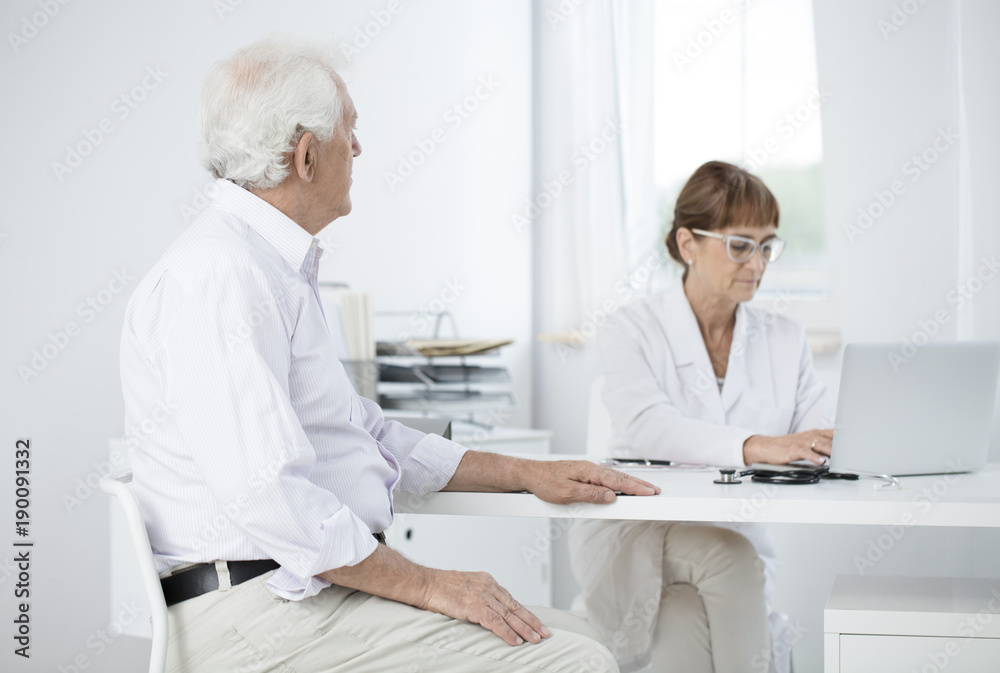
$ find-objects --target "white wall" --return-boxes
[0,2,530,671]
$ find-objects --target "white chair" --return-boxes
[100,471,168,673]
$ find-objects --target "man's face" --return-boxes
[315,78,362,222]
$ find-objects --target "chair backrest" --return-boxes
[100,471,167,673]
[586,375,613,457]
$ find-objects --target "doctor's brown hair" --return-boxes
[666,161,779,272]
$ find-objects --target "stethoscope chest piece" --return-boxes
[713,468,743,485]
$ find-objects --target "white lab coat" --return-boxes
[569,281,831,672]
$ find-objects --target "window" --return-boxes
[653,0,830,297]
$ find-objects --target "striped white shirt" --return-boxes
[120,178,468,600]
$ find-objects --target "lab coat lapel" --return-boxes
[657,283,726,423]
[721,302,750,413]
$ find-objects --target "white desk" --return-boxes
[397,458,1000,528]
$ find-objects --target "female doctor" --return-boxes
[569,161,833,673]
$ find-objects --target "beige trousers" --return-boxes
[166,569,619,673]
[650,524,771,672]
[570,521,771,673]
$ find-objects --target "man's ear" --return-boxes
[292,131,316,182]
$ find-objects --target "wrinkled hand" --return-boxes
[742,429,834,465]
[523,460,661,505]
[419,568,550,646]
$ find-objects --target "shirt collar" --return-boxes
[210,178,322,275]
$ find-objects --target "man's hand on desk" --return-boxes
[442,451,661,504]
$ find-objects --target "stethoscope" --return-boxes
[713,466,857,484]
[603,458,899,488]
[714,466,899,488]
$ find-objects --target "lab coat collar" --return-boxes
[659,282,702,367]
[722,304,750,413]
[658,282,751,415]
[210,178,324,276]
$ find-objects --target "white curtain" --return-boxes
[532,0,658,338]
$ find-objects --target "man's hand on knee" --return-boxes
[320,544,550,646]
[418,569,551,646]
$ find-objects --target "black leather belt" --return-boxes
[162,532,387,607]
[161,559,279,607]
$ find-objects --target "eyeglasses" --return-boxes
[689,228,786,264]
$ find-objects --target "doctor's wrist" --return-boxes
[742,435,764,464]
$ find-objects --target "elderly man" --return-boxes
[120,35,658,673]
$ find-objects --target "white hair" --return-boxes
[198,35,345,190]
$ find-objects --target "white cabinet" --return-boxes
[824,575,1000,672]
[385,426,554,607]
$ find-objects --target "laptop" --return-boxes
[828,342,1000,477]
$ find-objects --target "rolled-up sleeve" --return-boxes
[165,262,377,596]
[354,396,468,495]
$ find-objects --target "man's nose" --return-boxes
[352,132,362,157]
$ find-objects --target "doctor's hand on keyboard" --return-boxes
[742,428,834,466]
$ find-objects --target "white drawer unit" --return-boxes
[824,575,1000,672]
